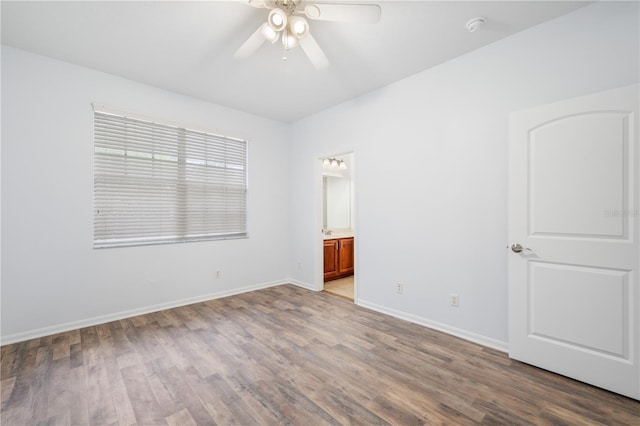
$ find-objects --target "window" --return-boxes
[93,108,247,248]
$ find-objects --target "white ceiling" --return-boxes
[1,1,589,122]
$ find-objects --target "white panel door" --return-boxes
[508,84,639,400]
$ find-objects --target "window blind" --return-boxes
[94,109,247,248]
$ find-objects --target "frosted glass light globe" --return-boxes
[293,21,305,35]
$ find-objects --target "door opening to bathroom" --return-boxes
[321,153,355,302]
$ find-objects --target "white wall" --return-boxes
[288,2,640,347]
[1,46,290,341]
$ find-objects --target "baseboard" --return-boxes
[356,299,509,353]
[288,279,320,291]
[2,281,508,352]
[1,279,288,345]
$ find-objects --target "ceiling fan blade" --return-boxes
[299,32,330,69]
[233,24,267,59]
[248,0,272,8]
[303,3,381,23]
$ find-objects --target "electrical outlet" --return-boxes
[395,283,404,294]
[216,270,221,278]
[450,293,459,307]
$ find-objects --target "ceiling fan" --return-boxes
[234,0,382,69]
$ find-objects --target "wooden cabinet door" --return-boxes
[323,239,339,280]
[339,238,354,275]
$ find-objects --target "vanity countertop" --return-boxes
[323,230,354,240]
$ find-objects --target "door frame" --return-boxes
[315,150,357,302]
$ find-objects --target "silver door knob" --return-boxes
[511,244,524,253]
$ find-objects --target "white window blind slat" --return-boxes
[94,110,248,248]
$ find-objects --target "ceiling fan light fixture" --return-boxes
[282,28,299,50]
[289,16,309,39]
[304,4,321,19]
[237,1,383,69]
[268,8,288,32]
[261,23,279,43]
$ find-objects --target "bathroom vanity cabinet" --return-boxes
[323,237,354,281]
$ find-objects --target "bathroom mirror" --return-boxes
[323,175,351,229]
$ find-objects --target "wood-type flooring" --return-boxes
[1,284,638,425]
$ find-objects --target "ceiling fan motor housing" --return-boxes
[274,0,298,15]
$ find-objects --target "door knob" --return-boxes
[511,243,530,253]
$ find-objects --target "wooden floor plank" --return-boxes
[44,358,70,421]
[68,363,89,425]
[1,284,638,425]
[103,354,137,426]
[120,364,168,425]
[165,407,197,426]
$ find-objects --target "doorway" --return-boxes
[320,152,355,302]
